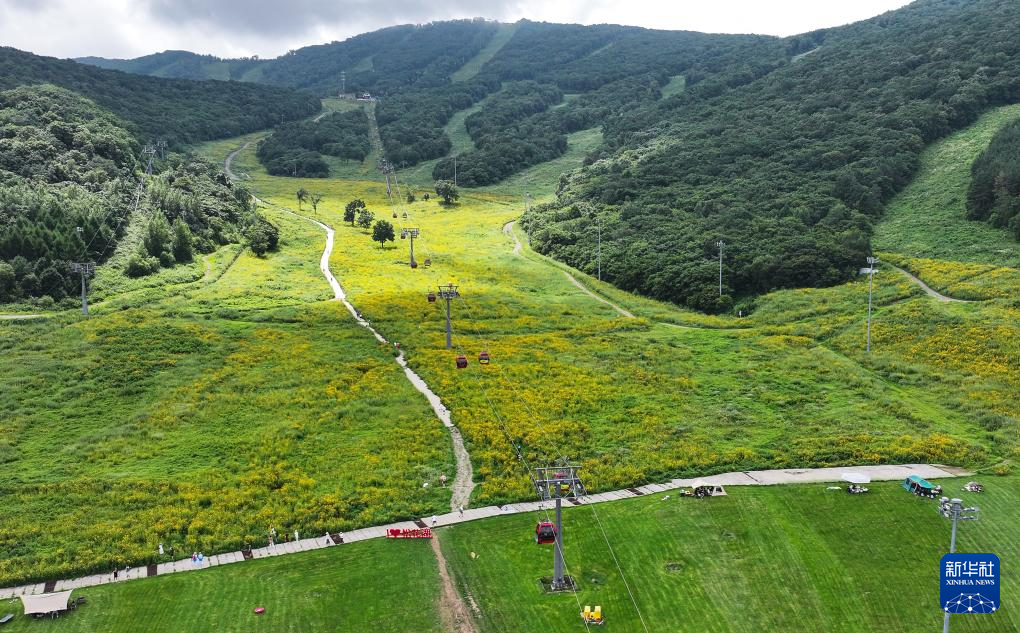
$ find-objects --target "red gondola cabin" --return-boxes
[478,351,490,364]
[456,355,468,369]
[535,521,556,544]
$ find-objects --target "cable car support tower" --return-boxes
[401,228,419,268]
[534,463,586,591]
[437,283,460,349]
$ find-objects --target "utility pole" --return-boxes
[595,218,602,282]
[69,262,95,316]
[437,283,460,349]
[938,497,980,633]
[716,240,725,296]
[401,228,420,268]
[865,256,879,353]
[143,144,157,175]
[155,139,167,160]
[534,463,586,591]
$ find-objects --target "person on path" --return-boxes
[191,552,197,565]
[338,532,344,544]
[459,505,464,517]
[323,532,332,545]
[198,553,205,565]
[431,515,438,527]
[268,535,274,547]
[440,474,447,487]
[294,529,299,542]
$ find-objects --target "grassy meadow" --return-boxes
[0,203,455,586]
[223,134,1009,510]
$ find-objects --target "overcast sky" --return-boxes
[0,0,913,60]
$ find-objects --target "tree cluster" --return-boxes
[257,109,372,177]
[967,117,1020,239]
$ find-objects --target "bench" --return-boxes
[0,613,14,625]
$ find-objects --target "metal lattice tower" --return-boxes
[534,463,586,591]
[436,283,460,349]
[865,256,879,352]
[69,262,96,316]
[717,240,725,296]
[155,139,168,160]
[401,228,420,268]
[143,144,158,175]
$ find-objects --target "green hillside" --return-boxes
[1,46,318,146]
[524,0,1020,311]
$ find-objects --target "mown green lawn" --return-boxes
[0,539,443,633]
[441,477,1019,633]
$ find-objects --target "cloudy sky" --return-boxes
[1,0,912,60]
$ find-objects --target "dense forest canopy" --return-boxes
[257,108,372,178]
[523,0,1020,311]
[967,116,1020,238]
[0,46,319,147]
[0,85,255,303]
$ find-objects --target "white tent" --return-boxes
[841,472,872,485]
[20,590,72,615]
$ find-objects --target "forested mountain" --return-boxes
[1,46,318,147]
[77,50,262,82]
[77,20,500,96]
[0,85,256,303]
[522,0,1020,311]
[967,116,1020,238]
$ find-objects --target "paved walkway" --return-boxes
[0,463,967,599]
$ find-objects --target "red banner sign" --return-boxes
[386,528,432,539]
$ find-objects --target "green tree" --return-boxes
[311,193,324,213]
[356,208,375,230]
[344,199,365,226]
[143,214,174,267]
[0,261,15,301]
[372,220,396,247]
[406,191,416,204]
[296,187,309,210]
[171,218,194,263]
[434,180,459,205]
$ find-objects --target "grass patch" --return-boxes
[441,476,1020,632]
[874,103,1020,266]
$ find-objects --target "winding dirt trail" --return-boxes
[505,220,634,318]
[260,199,476,512]
[889,263,972,303]
[226,141,474,511]
[224,142,250,181]
[431,538,480,633]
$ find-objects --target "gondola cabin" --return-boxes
[535,521,556,544]
[423,258,432,267]
[411,261,418,269]
[427,292,437,303]
[478,351,491,364]
[456,355,468,369]
[903,475,942,498]
[392,212,398,219]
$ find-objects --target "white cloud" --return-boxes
[0,0,912,60]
